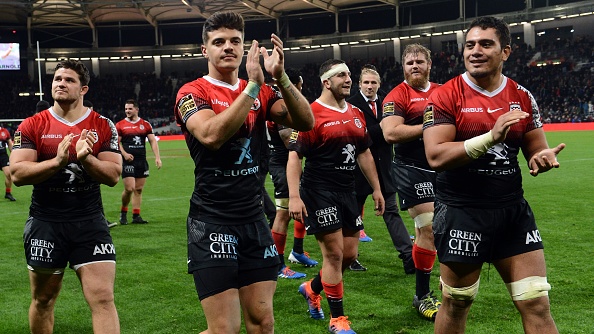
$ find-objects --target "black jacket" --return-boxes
[347,91,395,196]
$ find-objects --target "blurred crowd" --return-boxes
[1,35,592,134]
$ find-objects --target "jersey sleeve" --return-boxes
[175,81,211,125]
[287,128,312,156]
[12,117,36,150]
[101,117,120,153]
[423,85,457,129]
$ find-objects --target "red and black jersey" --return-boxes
[13,108,119,222]
[288,100,372,192]
[383,81,440,167]
[423,73,542,208]
[116,118,154,159]
[174,76,282,225]
[266,121,290,167]
[0,127,10,154]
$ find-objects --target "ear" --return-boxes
[201,45,208,58]
[502,44,511,62]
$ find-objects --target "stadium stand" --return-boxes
[1,33,592,134]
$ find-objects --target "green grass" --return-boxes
[0,131,592,333]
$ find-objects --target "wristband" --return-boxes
[243,81,261,99]
[275,72,292,89]
[463,131,495,159]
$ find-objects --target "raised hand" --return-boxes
[529,143,565,176]
[56,133,73,167]
[492,110,529,143]
[245,39,264,85]
[76,129,95,161]
[262,34,285,80]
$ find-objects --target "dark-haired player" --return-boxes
[10,59,122,334]
[423,16,562,333]
[116,98,161,225]
[288,59,384,334]
[268,68,317,279]
[173,11,314,334]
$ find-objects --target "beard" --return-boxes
[407,74,429,90]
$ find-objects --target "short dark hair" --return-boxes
[202,11,244,45]
[285,68,302,86]
[466,16,511,48]
[54,59,90,87]
[83,100,93,108]
[125,99,139,108]
[361,64,377,72]
[319,59,346,78]
[35,100,50,113]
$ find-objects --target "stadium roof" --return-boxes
[0,0,397,27]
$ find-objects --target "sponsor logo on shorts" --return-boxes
[29,238,54,263]
[209,233,238,259]
[447,229,481,257]
[414,182,434,199]
[315,206,339,227]
[264,245,278,259]
[93,243,116,255]
[526,229,542,244]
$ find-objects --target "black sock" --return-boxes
[293,238,304,254]
[415,270,432,298]
[311,273,323,294]
[327,297,344,318]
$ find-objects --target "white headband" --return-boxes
[320,63,350,83]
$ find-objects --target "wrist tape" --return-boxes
[463,131,495,159]
[275,72,292,89]
[243,81,261,99]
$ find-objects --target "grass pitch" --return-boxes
[0,130,591,333]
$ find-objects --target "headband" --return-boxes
[320,63,350,83]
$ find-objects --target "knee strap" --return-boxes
[275,198,289,210]
[505,276,551,301]
[440,276,480,301]
[414,212,434,229]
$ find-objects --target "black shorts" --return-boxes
[24,215,116,270]
[433,199,543,264]
[393,161,436,210]
[122,159,149,178]
[0,154,8,168]
[300,187,363,235]
[269,164,289,199]
[186,217,281,274]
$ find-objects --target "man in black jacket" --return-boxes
[347,64,414,274]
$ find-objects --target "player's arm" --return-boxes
[118,136,133,162]
[356,149,385,215]
[76,129,122,187]
[279,128,293,148]
[7,138,13,152]
[424,110,530,172]
[287,150,307,221]
[423,123,473,172]
[10,135,73,186]
[262,34,314,132]
[381,115,422,144]
[147,133,162,169]
[521,128,565,177]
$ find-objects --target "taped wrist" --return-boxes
[464,131,495,159]
[275,72,292,89]
[243,81,261,99]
